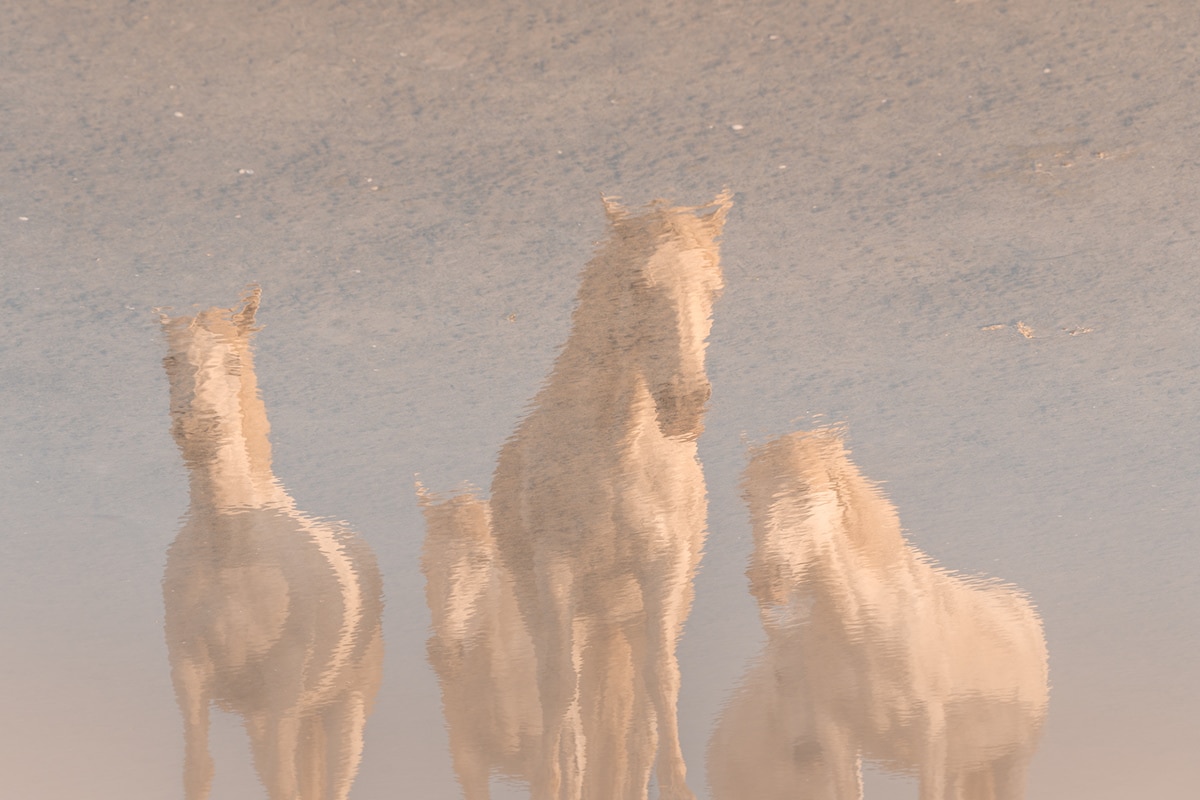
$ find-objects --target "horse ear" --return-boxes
[700,189,733,234]
[602,194,627,224]
[234,284,262,330]
[415,478,436,507]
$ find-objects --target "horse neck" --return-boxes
[171,343,290,512]
[798,471,918,621]
[539,305,650,429]
[421,497,497,645]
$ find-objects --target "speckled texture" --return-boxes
[2,1,1197,797]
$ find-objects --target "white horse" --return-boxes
[483,192,731,800]
[161,288,384,800]
[419,487,542,800]
[709,428,1048,800]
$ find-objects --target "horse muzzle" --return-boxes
[653,381,712,440]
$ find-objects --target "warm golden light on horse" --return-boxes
[422,193,731,800]
[709,428,1049,800]
[161,289,384,800]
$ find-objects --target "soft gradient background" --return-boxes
[2,0,1197,797]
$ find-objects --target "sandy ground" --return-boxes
[1,0,1198,797]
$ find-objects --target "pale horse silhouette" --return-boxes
[423,192,730,800]
[161,288,384,800]
[708,428,1049,800]
[419,487,542,800]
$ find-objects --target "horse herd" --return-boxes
[160,193,1049,800]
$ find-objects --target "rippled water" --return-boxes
[3,1,1198,798]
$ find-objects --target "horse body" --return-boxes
[424,194,728,800]
[419,489,542,800]
[490,369,705,800]
[711,428,1048,800]
[162,289,383,800]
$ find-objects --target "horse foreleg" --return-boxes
[917,705,949,800]
[947,765,991,800]
[639,574,694,800]
[624,649,657,800]
[530,562,581,800]
[439,673,495,800]
[327,626,382,800]
[171,657,214,800]
[448,730,494,800]
[562,618,587,800]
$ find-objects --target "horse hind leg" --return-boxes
[297,713,327,800]
[321,689,373,800]
[246,711,302,800]
[917,706,949,800]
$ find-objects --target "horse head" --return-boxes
[160,285,273,503]
[418,486,497,651]
[742,429,848,627]
[601,191,731,440]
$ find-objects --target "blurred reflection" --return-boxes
[422,193,731,800]
[161,288,384,800]
[420,488,541,800]
[709,429,1049,800]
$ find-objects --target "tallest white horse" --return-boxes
[488,192,731,800]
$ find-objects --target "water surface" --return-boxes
[2,1,1198,797]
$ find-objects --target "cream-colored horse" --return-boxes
[162,288,384,800]
[419,487,541,800]
[709,428,1048,800]
[486,193,730,800]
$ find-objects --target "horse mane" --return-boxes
[744,428,908,573]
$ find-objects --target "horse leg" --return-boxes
[450,741,494,800]
[297,713,326,800]
[562,615,590,800]
[990,751,1033,800]
[247,710,301,800]
[638,569,694,800]
[323,689,370,800]
[917,705,948,800]
[624,640,657,800]
[944,765,971,800]
[531,561,580,800]
[813,716,861,800]
[578,625,629,799]
[444,690,493,800]
[171,657,214,800]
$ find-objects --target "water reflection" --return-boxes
[161,288,384,800]
[422,194,731,799]
[709,429,1049,800]
[420,488,541,799]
